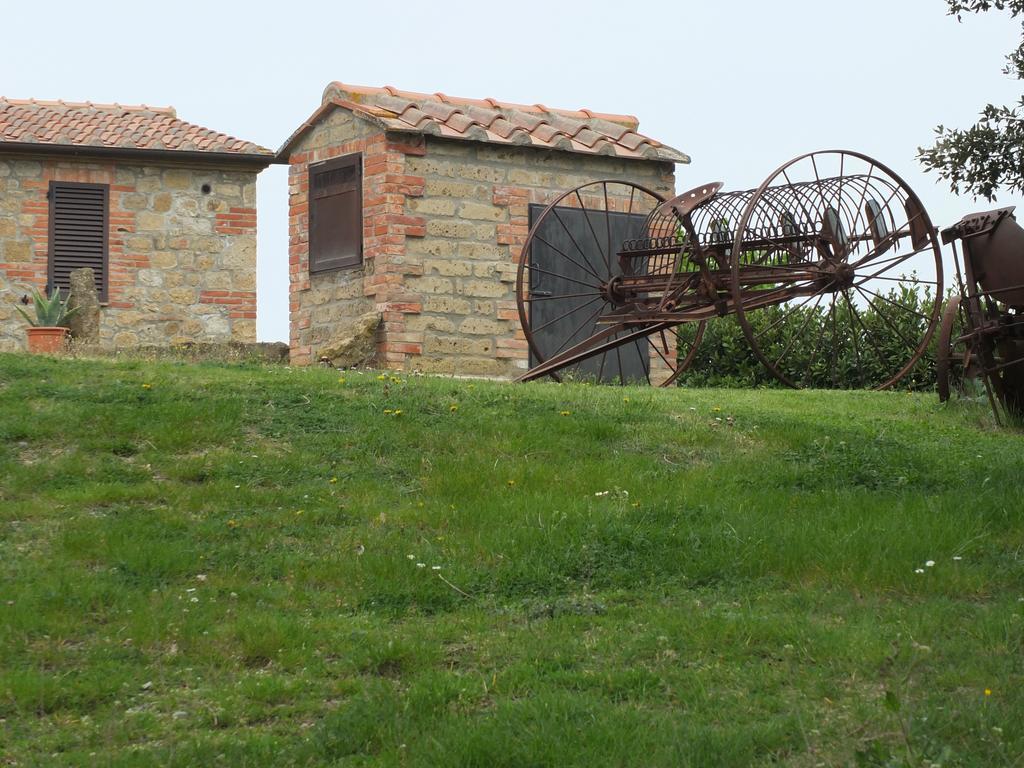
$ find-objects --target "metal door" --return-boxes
[527,203,650,383]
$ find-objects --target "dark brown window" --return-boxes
[309,153,363,273]
[48,181,109,301]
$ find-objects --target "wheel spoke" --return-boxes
[529,296,604,335]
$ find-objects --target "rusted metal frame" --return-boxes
[843,289,894,376]
[830,293,841,386]
[550,207,605,279]
[549,300,609,357]
[754,291,823,341]
[526,264,599,292]
[771,292,827,367]
[853,285,922,354]
[517,322,673,382]
[856,284,932,321]
[795,294,832,387]
[603,183,614,278]
[958,282,1024,301]
[839,290,865,377]
[523,290,603,303]
[529,296,605,335]
[574,190,610,273]
[630,334,652,386]
[852,175,905,257]
[532,233,602,280]
[517,322,629,382]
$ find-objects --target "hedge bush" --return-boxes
[676,285,945,390]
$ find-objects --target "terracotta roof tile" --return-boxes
[277,83,689,164]
[0,98,273,159]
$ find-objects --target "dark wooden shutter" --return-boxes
[309,154,362,273]
[48,182,109,301]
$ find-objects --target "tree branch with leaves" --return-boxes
[918,0,1024,200]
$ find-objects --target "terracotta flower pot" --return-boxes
[26,326,69,354]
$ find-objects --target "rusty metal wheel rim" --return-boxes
[936,294,963,403]
[729,149,944,390]
[516,180,705,386]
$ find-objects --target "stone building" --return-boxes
[278,82,688,379]
[0,98,275,352]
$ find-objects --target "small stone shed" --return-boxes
[278,82,689,377]
[0,98,275,352]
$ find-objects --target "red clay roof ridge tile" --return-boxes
[288,82,689,164]
[0,97,273,159]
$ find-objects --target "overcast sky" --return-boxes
[6,0,1023,341]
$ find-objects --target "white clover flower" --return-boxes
[431,566,441,571]
[914,568,925,574]
[416,563,425,568]
[925,560,935,567]
[407,555,415,560]
[953,556,963,561]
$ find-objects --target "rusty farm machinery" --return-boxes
[515,149,944,391]
[938,207,1024,422]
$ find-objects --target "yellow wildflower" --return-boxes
[560,410,571,416]
[142,383,152,390]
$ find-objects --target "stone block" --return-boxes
[413,276,454,294]
[12,161,42,177]
[121,193,148,210]
[67,268,101,343]
[457,241,506,261]
[456,279,510,299]
[423,179,490,199]
[153,193,172,213]
[408,198,458,216]
[424,259,472,277]
[136,211,165,231]
[2,240,31,263]
[458,316,505,335]
[319,311,381,367]
[406,315,455,333]
[424,296,472,315]
[222,239,255,269]
[425,335,492,356]
[164,169,192,190]
[169,287,197,304]
[214,183,241,198]
[231,319,256,342]
[137,269,164,287]
[151,252,178,269]
[457,202,506,222]
[0,218,17,237]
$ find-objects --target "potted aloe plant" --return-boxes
[17,287,78,353]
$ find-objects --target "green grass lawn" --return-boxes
[1,353,1022,767]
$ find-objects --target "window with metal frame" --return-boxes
[48,181,109,301]
[309,153,363,273]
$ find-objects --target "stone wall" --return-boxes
[404,141,676,379]
[287,109,426,366]
[287,110,677,379]
[0,155,258,352]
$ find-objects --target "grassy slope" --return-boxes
[0,353,1022,767]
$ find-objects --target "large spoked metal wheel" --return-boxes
[516,180,705,386]
[936,294,964,403]
[729,150,943,389]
